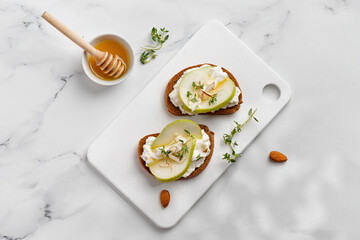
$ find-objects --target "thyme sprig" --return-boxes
[223,108,258,163]
[160,146,171,157]
[174,144,189,160]
[175,129,195,160]
[161,129,194,161]
[140,27,169,64]
[186,91,198,102]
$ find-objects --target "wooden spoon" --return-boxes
[42,11,125,78]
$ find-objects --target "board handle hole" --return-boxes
[262,84,281,102]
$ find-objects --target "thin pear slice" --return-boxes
[179,66,212,111]
[151,119,202,149]
[179,67,236,113]
[194,77,236,113]
[149,138,196,183]
[181,77,236,113]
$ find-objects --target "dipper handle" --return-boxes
[42,11,99,57]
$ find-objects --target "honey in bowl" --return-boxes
[89,40,130,81]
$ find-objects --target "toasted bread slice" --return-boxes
[165,63,243,116]
[138,124,214,180]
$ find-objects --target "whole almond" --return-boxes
[160,190,170,208]
[269,151,287,162]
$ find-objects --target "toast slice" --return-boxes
[165,63,243,116]
[138,124,214,180]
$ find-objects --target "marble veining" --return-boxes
[1,0,360,239]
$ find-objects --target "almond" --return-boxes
[269,151,287,162]
[160,190,170,208]
[201,89,212,98]
[168,154,180,162]
[205,82,215,92]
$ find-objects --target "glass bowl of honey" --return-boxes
[82,34,134,86]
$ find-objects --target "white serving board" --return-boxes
[87,21,291,229]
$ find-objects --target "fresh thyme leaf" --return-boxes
[209,93,218,105]
[140,27,169,64]
[140,51,149,64]
[231,128,237,135]
[187,91,198,102]
[184,129,191,136]
[223,134,232,144]
[196,154,201,160]
[187,91,192,98]
[199,82,204,89]
[222,153,231,161]
[192,81,204,90]
[253,117,259,122]
[173,141,190,161]
[178,139,184,143]
[190,93,198,102]
[184,144,189,154]
[223,108,258,163]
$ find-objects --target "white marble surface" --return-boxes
[1,0,360,239]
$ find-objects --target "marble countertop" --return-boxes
[1,0,360,239]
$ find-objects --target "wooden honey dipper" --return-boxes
[42,11,125,78]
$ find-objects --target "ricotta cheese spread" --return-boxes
[141,129,211,178]
[168,65,241,115]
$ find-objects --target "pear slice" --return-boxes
[194,77,236,113]
[179,66,212,111]
[151,119,202,149]
[149,138,196,183]
[179,67,236,113]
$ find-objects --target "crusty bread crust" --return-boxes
[137,124,214,180]
[165,63,243,116]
